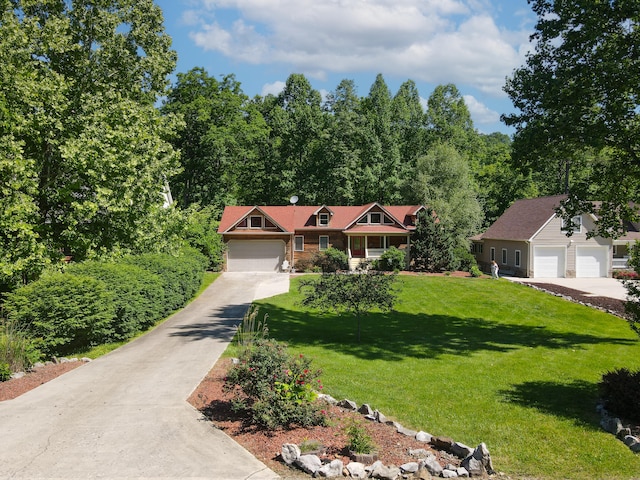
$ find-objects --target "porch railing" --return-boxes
[613,257,629,269]
[366,248,386,259]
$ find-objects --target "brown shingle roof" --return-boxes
[480,195,567,241]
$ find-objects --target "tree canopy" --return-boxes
[503,0,640,236]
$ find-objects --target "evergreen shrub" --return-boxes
[376,246,406,271]
[5,272,115,356]
[599,368,640,422]
[66,261,165,340]
[313,247,349,272]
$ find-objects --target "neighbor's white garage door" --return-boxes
[534,246,566,278]
[227,240,285,272]
[576,246,608,278]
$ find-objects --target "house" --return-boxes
[471,195,640,278]
[217,202,425,272]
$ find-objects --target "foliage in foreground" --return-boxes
[223,338,327,430]
[623,241,640,336]
[0,319,42,375]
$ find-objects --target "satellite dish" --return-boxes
[289,195,299,205]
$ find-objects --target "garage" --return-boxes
[534,246,566,278]
[227,240,285,272]
[576,246,608,278]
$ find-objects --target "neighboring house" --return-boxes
[217,202,425,272]
[471,195,640,278]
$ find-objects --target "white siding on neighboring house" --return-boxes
[227,240,285,272]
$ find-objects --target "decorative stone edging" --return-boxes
[282,394,495,479]
[598,402,640,453]
[10,357,91,380]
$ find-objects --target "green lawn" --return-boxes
[252,275,640,479]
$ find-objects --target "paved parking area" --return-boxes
[506,276,628,300]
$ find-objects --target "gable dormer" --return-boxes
[231,207,282,232]
[313,205,334,227]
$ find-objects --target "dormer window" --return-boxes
[250,216,263,228]
[561,215,582,233]
[237,218,248,228]
[370,213,381,224]
[318,213,330,226]
[357,212,391,225]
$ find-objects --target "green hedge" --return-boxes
[5,272,115,356]
[66,261,165,340]
[122,248,207,314]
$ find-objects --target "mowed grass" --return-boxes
[253,275,640,479]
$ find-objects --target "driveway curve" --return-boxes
[0,273,290,480]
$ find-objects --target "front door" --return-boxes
[352,236,365,257]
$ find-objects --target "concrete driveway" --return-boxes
[0,273,290,480]
[507,276,628,301]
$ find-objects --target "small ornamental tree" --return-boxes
[623,241,640,336]
[299,271,398,342]
[410,209,456,272]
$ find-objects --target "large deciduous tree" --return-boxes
[503,0,640,236]
[0,0,179,283]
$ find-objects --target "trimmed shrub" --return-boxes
[123,249,206,313]
[294,257,315,273]
[470,265,483,277]
[223,339,327,429]
[454,245,478,272]
[376,246,406,272]
[313,247,349,272]
[599,368,640,422]
[0,362,10,381]
[66,261,165,340]
[5,272,115,356]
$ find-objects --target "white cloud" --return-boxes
[261,81,285,97]
[188,0,532,97]
[463,95,500,125]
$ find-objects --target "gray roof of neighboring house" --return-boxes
[479,195,568,241]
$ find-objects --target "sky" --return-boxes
[155,0,537,135]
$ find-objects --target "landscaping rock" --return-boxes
[442,468,458,478]
[421,455,443,476]
[415,431,433,443]
[281,443,301,465]
[408,448,430,458]
[374,410,387,424]
[370,463,400,480]
[451,442,474,459]
[80,357,92,363]
[32,362,45,369]
[391,421,417,437]
[457,466,470,477]
[461,443,494,477]
[358,403,374,415]
[600,415,623,435]
[317,393,338,405]
[295,455,322,474]
[338,399,358,411]
[623,435,640,453]
[10,372,25,380]
[400,462,419,473]
[417,470,434,480]
[315,459,343,478]
[432,436,454,451]
[346,462,367,479]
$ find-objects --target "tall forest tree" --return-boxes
[503,0,640,237]
[161,68,268,209]
[0,0,181,287]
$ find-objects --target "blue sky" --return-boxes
[155,0,537,135]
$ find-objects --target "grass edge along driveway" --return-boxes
[252,275,640,479]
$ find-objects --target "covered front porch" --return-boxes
[346,234,410,270]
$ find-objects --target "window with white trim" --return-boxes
[561,215,582,233]
[501,248,508,265]
[319,235,329,250]
[515,250,521,267]
[370,212,382,224]
[318,213,329,226]
[294,235,304,252]
[490,247,496,262]
[250,216,262,228]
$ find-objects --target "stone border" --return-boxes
[598,402,640,453]
[281,394,495,479]
[10,357,91,380]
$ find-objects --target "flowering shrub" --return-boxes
[613,270,639,280]
[223,339,327,429]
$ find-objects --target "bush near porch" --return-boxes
[252,276,640,479]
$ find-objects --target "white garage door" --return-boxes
[534,246,566,278]
[576,246,608,278]
[227,240,285,272]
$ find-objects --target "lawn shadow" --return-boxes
[258,303,636,362]
[499,380,601,430]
